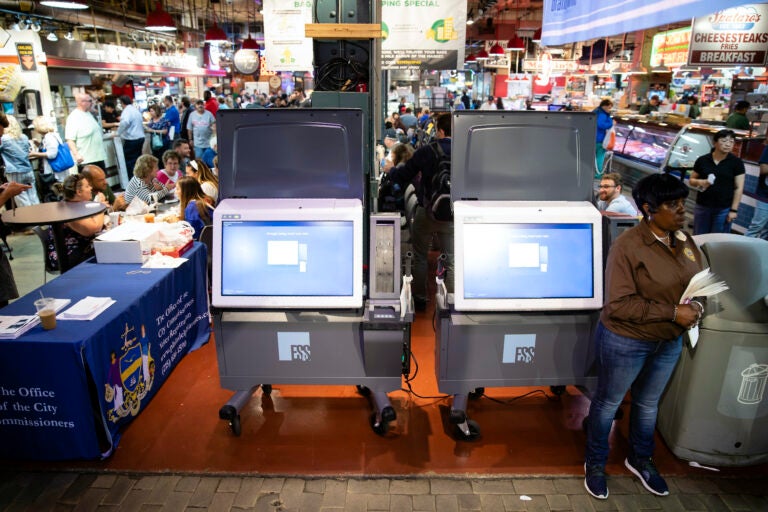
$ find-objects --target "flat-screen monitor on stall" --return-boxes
[212,198,364,309]
[453,201,603,312]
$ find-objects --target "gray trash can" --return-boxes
[658,234,768,467]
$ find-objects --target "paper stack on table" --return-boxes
[59,297,116,321]
[0,298,71,338]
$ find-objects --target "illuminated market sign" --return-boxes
[688,3,768,67]
[650,27,691,68]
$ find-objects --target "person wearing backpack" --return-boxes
[384,113,453,312]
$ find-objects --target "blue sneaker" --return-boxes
[584,463,609,499]
[625,456,669,496]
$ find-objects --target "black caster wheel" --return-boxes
[370,412,390,436]
[218,404,236,421]
[381,406,396,423]
[468,388,485,400]
[454,419,481,441]
[448,409,466,424]
[550,385,566,396]
[356,385,372,397]
[261,384,272,396]
[229,414,242,436]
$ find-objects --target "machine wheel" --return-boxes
[381,406,396,423]
[550,385,566,396]
[370,412,390,436]
[261,384,272,396]
[468,388,485,400]
[454,419,481,441]
[356,385,372,397]
[229,414,242,436]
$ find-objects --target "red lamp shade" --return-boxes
[241,36,260,50]
[532,28,542,43]
[475,48,490,60]
[145,1,176,32]
[489,42,505,56]
[205,22,228,44]
[465,52,477,63]
[507,36,525,52]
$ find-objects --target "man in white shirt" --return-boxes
[65,93,106,171]
[597,173,638,216]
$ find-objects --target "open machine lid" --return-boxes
[217,108,365,200]
[451,111,596,203]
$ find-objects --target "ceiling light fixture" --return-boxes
[532,28,542,44]
[40,1,88,9]
[205,4,228,44]
[46,31,58,41]
[507,36,525,52]
[146,1,176,32]
[489,42,505,57]
[64,29,74,40]
[475,48,490,60]
[31,20,41,32]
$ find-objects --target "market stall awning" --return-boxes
[541,0,746,46]
[46,56,227,77]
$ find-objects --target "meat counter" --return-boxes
[610,117,766,234]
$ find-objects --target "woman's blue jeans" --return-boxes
[693,204,731,235]
[585,322,682,467]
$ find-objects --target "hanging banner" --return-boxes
[262,0,313,72]
[688,3,768,67]
[651,27,692,68]
[541,0,743,47]
[382,0,467,70]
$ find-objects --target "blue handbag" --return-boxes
[49,135,75,172]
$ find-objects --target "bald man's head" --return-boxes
[82,165,107,192]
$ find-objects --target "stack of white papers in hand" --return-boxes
[680,268,729,348]
[680,267,729,303]
[59,296,116,321]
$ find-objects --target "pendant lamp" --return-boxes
[489,42,505,57]
[146,1,176,32]
[465,52,477,64]
[241,36,259,50]
[205,4,228,44]
[40,1,88,9]
[507,36,525,52]
[475,48,490,60]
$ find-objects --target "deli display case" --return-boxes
[611,117,766,233]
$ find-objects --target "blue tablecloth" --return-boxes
[0,243,210,460]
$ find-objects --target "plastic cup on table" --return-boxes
[34,297,57,330]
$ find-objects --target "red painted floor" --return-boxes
[8,306,765,479]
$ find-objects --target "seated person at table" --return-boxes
[124,154,173,207]
[157,150,182,188]
[47,174,105,271]
[81,164,115,208]
[176,176,213,240]
[186,158,219,205]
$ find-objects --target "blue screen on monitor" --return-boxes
[221,220,355,297]
[462,223,594,299]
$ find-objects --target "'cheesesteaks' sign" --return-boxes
[688,3,768,67]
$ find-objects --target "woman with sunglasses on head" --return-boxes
[186,158,218,205]
[689,129,745,234]
[584,173,704,501]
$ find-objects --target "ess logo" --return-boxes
[278,332,311,362]
[503,334,536,364]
